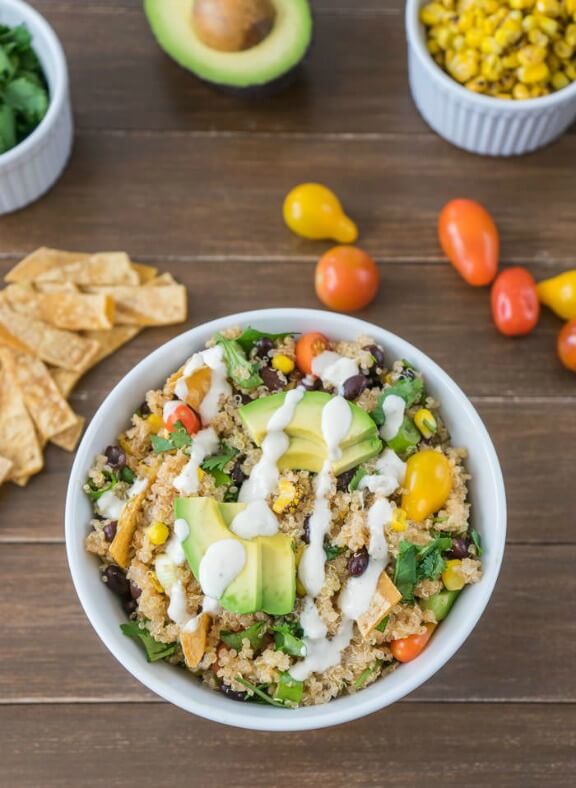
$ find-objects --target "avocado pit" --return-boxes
[193,0,276,53]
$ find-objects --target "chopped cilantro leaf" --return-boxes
[324,543,345,561]
[393,541,418,601]
[272,623,306,658]
[348,466,367,492]
[120,622,176,663]
[235,327,295,354]
[470,528,483,556]
[215,334,263,389]
[120,466,136,484]
[235,676,287,708]
[201,444,238,473]
[150,421,193,453]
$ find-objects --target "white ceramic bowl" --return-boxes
[406,0,576,156]
[0,0,72,214]
[66,308,506,731]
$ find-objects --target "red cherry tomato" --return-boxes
[165,403,201,435]
[491,267,540,336]
[295,332,329,375]
[439,199,499,286]
[558,319,576,372]
[390,624,436,663]
[315,245,380,312]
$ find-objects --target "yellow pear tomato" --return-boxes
[401,450,453,522]
[283,183,358,243]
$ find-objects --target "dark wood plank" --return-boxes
[1,544,574,702]
[3,702,575,788]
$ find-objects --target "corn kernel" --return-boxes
[509,0,532,9]
[522,13,539,31]
[528,28,549,46]
[272,479,300,514]
[495,26,522,48]
[428,37,441,54]
[197,467,205,481]
[536,0,561,17]
[447,49,479,81]
[566,0,576,15]
[502,52,520,68]
[414,408,438,439]
[442,560,466,591]
[458,10,475,32]
[391,508,408,532]
[484,0,501,14]
[466,75,488,92]
[146,413,163,434]
[481,36,503,54]
[554,39,573,59]
[537,15,559,36]
[420,3,448,26]
[513,82,532,98]
[495,92,513,98]
[499,71,517,90]
[146,521,170,546]
[530,84,550,96]
[518,61,550,82]
[518,44,547,65]
[565,62,576,80]
[566,25,576,48]
[436,26,455,49]
[482,53,503,80]
[551,70,569,89]
[452,34,466,50]
[271,354,295,375]
[547,52,561,70]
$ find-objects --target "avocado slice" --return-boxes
[421,589,460,621]
[277,435,382,475]
[144,0,313,94]
[175,496,295,615]
[239,391,379,449]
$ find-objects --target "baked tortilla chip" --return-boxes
[109,460,160,568]
[4,283,115,330]
[147,272,177,287]
[4,247,89,283]
[357,573,402,638]
[89,284,187,326]
[0,322,33,354]
[0,455,14,486]
[180,614,211,669]
[36,252,139,286]
[132,262,158,283]
[49,367,82,398]
[0,295,100,372]
[0,360,43,481]
[50,415,86,452]
[0,347,78,441]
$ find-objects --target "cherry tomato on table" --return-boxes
[439,199,499,286]
[491,267,540,336]
[391,624,437,663]
[165,403,201,435]
[557,319,576,372]
[295,332,330,376]
[315,245,380,312]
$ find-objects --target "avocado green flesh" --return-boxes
[278,435,382,475]
[421,590,460,621]
[175,497,295,615]
[239,391,379,450]
[144,0,313,88]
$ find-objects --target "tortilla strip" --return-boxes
[88,284,187,326]
[0,322,34,354]
[0,360,43,481]
[132,262,158,283]
[0,347,78,441]
[49,367,82,398]
[0,455,14,486]
[147,272,177,287]
[4,283,115,331]
[180,614,211,669]
[50,415,86,452]
[109,459,161,568]
[4,247,89,283]
[357,573,403,638]
[0,295,100,372]
[35,252,139,286]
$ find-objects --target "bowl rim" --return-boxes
[0,0,68,169]
[405,0,576,112]
[65,308,507,731]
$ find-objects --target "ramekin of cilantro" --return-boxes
[0,0,72,214]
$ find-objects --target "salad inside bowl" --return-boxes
[66,309,506,731]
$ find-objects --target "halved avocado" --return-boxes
[278,435,382,475]
[144,0,313,95]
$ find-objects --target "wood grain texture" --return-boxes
[1,544,574,703]
[3,702,576,788]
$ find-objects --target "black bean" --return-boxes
[240,393,252,405]
[103,565,130,597]
[103,521,117,541]
[130,582,142,600]
[122,598,138,616]
[260,366,284,391]
[398,366,416,381]
[300,376,322,392]
[220,683,248,702]
[302,515,311,544]
[365,344,386,368]
[447,538,469,560]
[231,457,247,486]
[138,401,151,417]
[104,445,126,470]
[342,374,368,401]
[336,468,356,492]
[348,547,369,577]
[254,337,274,359]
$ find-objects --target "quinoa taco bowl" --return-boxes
[66,309,506,731]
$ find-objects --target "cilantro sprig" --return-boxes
[235,327,295,354]
[201,443,239,487]
[215,334,263,389]
[120,622,176,663]
[393,536,453,601]
[150,421,193,453]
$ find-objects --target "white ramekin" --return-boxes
[0,0,72,214]
[65,308,507,732]
[406,0,576,156]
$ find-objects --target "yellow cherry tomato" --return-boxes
[401,450,453,522]
[537,270,576,321]
[283,183,358,243]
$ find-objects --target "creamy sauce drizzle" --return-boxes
[311,351,360,393]
[175,345,231,424]
[339,559,385,620]
[358,448,406,495]
[173,427,219,495]
[95,490,124,520]
[198,539,246,599]
[380,394,406,441]
[164,517,189,566]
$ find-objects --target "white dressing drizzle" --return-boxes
[366,499,392,561]
[230,500,279,539]
[173,427,219,495]
[95,490,124,520]
[162,400,181,423]
[290,619,354,682]
[311,351,360,394]
[380,394,406,441]
[198,539,246,599]
[358,448,406,495]
[175,345,231,424]
[164,517,189,566]
[339,559,385,620]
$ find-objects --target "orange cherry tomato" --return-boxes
[295,332,329,375]
[390,623,436,663]
[165,403,201,435]
[491,267,540,337]
[315,245,380,312]
[439,199,499,286]
[558,319,576,372]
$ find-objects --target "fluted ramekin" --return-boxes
[406,0,576,156]
[0,0,72,214]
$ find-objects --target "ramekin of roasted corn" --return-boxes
[406,0,576,155]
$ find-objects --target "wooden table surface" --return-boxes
[1,1,575,785]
